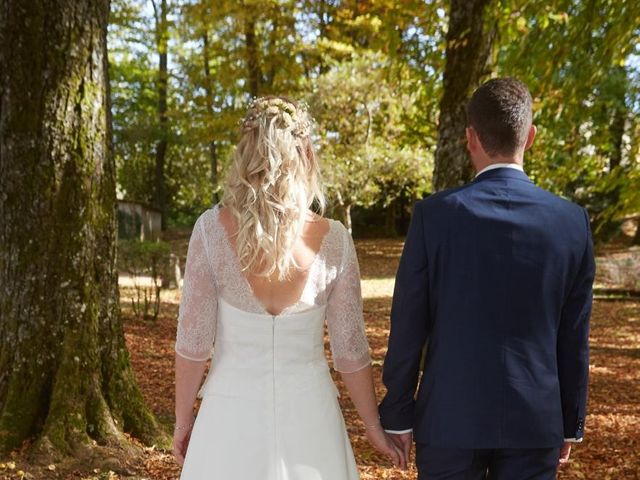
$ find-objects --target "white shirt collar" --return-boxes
[475,163,524,178]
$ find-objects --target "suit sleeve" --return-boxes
[557,207,595,440]
[378,201,430,431]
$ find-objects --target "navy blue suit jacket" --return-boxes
[379,167,595,448]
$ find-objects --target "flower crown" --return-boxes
[241,97,312,138]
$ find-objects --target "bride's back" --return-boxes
[217,205,330,316]
[176,95,369,370]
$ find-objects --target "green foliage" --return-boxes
[108,0,640,239]
[109,0,163,205]
[117,239,172,321]
[311,52,432,220]
[496,0,640,238]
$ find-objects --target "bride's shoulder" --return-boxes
[194,205,214,222]
[307,213,346,241]
[325,216,350,239]
[191,204,225,237]
[312,216,352,268]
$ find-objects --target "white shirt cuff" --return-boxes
[564,437,583,443]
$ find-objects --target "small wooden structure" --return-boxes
[117,200,162,241]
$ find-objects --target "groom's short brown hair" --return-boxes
[467,77,533,157]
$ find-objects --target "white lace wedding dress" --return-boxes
[175,204,371,480]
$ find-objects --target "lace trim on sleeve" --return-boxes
[326,223,371,373]
[175,210,218,361]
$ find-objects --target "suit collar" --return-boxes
[473,166,533,184]
[475,162,524,177]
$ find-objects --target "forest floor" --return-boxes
[1,238,639,479]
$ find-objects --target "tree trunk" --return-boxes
[202,27,219,203]
[153,0,169,230]
[244,11,261,97]
[338,204,353,235]
[0,0,165,460]
[208,140,219,203]
[264,15,279,90]
[384,201,399,237]
[314,0,331,74]
[432,0,497,191]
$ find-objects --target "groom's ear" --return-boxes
[465,127,477,154]
[524,124,537,151]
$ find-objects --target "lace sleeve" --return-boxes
[326,224,371,373]
[175,212,217,361]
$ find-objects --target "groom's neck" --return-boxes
[472,153,524,175]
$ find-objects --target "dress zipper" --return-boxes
[272,313,277,479]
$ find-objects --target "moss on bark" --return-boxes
[0,0,169,463]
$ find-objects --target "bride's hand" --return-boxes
[173,418,195,465]
[365,422,406,469]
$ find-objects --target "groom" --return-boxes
[379,77,595,479]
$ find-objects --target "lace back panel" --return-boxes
[175,204,371,373]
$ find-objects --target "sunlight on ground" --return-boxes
[361,277,395,299]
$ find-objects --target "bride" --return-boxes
[173,96,402,479]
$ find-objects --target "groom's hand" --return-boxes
[387,431,412,468]
[559,442,572,464]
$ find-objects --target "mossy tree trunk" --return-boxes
[432,0,497,191]
[0,0,165,460]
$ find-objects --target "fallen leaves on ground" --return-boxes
[130,239,640,480]
[2,239,639,479]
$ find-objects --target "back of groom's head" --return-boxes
[467,77,533,157]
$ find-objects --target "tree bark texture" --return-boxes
[0,0,164,459]
[432,0,497,191]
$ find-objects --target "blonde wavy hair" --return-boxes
[222,96,325,280]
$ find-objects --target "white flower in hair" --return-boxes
[281,112,293,126]
[241,96,312,137]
